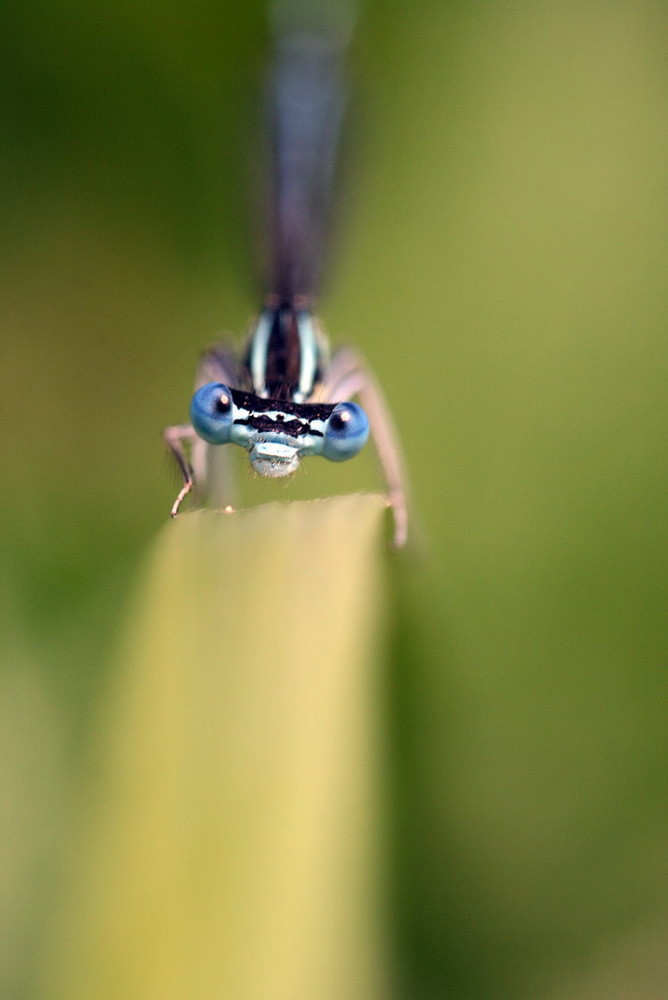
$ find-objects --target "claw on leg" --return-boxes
[170,479,193,517]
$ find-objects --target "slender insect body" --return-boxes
[164,13,409,546]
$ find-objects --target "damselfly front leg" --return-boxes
[165,345,240,516]
[164,423,198,516]
[320,347,408,548]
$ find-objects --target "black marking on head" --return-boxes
[234,414,322,438]
[230,388,335,422]
[230,387,334,439]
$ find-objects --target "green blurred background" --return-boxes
[2,0,668,997]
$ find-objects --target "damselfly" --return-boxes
[165,9,408,546]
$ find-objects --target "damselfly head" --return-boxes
[190,382,369,475]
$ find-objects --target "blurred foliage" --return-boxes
[2,0,668,997]
[41,499,389,1000]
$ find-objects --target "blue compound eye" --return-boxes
[190,383,234,444]
[322,402,369,462]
